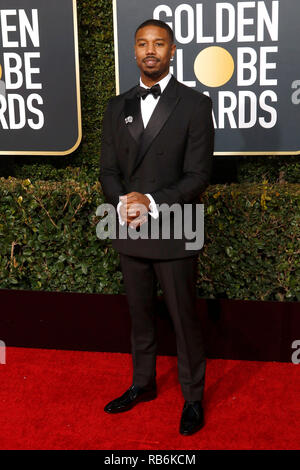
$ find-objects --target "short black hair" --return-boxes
[135,19,174,44]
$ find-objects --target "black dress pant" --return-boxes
[119,253,206,401]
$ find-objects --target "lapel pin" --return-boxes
[125,116,133,124]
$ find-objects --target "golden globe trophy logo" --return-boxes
[0,0,81,156]
[114,0,300,155]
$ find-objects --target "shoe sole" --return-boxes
[179,421,204,436]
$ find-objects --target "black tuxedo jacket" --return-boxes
[99,75,214,259]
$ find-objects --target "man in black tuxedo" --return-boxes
[100,19,214,435]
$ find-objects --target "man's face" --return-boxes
[134,25,176,82]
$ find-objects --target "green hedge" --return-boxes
[237,155,300,184]
[0,177,299,301]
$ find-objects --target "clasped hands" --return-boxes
[119,192,151,228]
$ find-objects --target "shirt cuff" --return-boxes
[117,200,126,226]
[145,193,159,219]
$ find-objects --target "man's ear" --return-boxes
[171,43,176,59]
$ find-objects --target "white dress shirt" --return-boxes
[117,73,172,225]
[140,72,172,127]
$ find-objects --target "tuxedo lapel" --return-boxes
[124,93,144,145]
[130,76,180,175]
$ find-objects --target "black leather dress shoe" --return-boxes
[104,385,157,413]
[179,400,204,435]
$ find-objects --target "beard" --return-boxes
[143,69,163,79]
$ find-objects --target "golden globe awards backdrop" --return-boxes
[0,0,81,155]
[113,0,300,155]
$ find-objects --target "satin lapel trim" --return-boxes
[131,91,180,175]
[124,95,144,145]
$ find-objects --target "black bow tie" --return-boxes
[137,83,161,100]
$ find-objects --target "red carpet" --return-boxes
[0,347,299,450]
